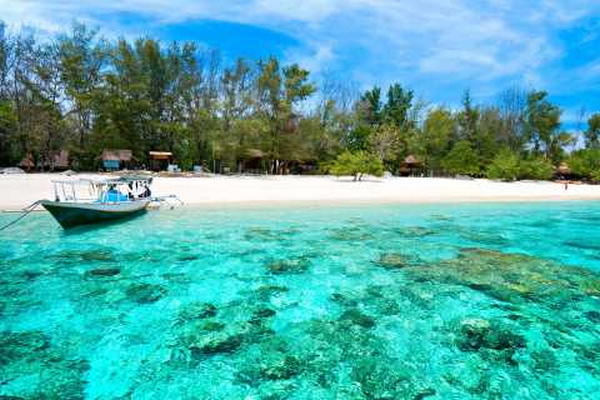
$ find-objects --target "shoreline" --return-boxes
[1,174,600,211]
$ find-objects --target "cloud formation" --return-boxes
[1,0,599,113]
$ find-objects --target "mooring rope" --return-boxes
[0,200,42,231]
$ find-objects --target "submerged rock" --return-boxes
[255,285,289,301]
[456,318,525,353]
[53,248,116,263]
[125,283,167,304]
[339,308,376,329]
[262,355,303,381]
[244,227,296,242]
[397,226,438,238]
[328,228,375,242]
[350,358,413,399]
[0,330,89,399]
[585,310,600,323]
[179,302,217,320]
[177,254,199,261]
[190,332,244,357]
[330,292,359,307]
[404,248,600,307]
[21,270,44,280]
[377,252,415,270]
[267,258,311,275]
[0,331,49,365]
[250,308,277,325]
[87,267,121,277]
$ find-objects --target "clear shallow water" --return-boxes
[1,201,600,399]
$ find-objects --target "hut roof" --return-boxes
[101,149,132,162]
[18,155,35,168]
[245,148,265,159]
[557,162,571,175]
[149,151,173,160]
[403,154,423,165]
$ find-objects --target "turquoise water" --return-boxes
[1,202,600,399]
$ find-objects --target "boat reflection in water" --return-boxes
[40,177,154,229]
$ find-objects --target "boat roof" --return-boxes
[52,176,153,185]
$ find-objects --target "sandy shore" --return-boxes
[1,173,600,210]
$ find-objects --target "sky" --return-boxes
[1,0,599,130]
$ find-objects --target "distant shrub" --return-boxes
[518,157,554,180]
[330,151,384,181]
[487,150,520,181]
[442,141,481,177]
[488,151,555,181]
[569,149,600,182]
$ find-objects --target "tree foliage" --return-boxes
[329,151,384,181]
[0,21,590,182]
[441,141,480,177]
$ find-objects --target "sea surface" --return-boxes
[1,201,600,399]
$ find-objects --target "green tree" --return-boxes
[458,90,479,143]
[257,57,315,173]
[358,86,382,126]
[382,83,413,129]
[524,91,561,158]
[519,157,554,180]
[58,23,106,159]
[330,150,384,181]
[569,149,600,181]
[487,149,520,181]
[0,100,17,165]
[441,141,480,176]
[421,108,454,173]
[585,113,600,149]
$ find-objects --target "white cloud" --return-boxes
[1,0,599,100]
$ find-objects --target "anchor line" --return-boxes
[0,200,42,231]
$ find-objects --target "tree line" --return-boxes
[1,22,599,181]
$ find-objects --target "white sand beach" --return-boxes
[1,173,600,210]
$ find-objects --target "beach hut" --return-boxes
[18,154,35,172]
[239,148,265,174]
[51,150,70,171]
[149,151,173,171]
[100,149,133,171]
[556,162,572,179]
[399,155,424,177]
[41,149,70,171]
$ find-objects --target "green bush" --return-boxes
[569,149,600,181]
[519,157,554,180]
[330,151,384,181]
[441,141,480,176]
[487,150,520,181]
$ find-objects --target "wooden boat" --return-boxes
[41,177,154,229]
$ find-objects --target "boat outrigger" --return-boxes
[40,177,155,229]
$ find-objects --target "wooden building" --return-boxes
[100,149,133,171]
[149,151,173,171]
[399,155,424,177]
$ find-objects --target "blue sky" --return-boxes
[2,0,600,130]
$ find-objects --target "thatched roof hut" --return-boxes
[399,154,424,176]
[245,148,265,159]
[557,162,571,176]
[18,155,35,170]
[403,154,423,166]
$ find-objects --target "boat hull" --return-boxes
[40,200,150,229]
